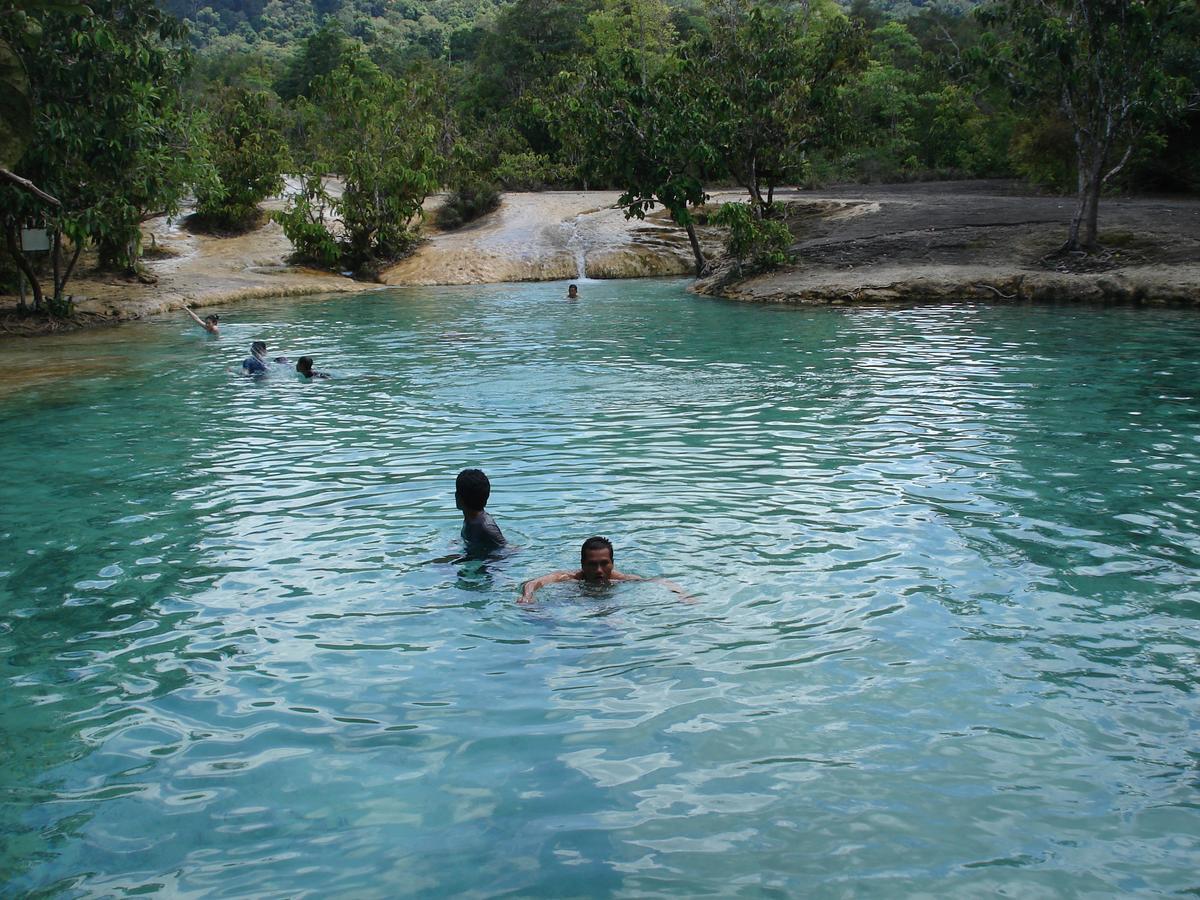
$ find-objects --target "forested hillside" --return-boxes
[2,0,1197,309]
[163,0,969,51]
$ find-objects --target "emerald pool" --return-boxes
[2,280,1199,895]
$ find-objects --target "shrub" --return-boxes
[713,202,792,270]
[493,151,575,190]
[194,88,290,232]
[273,175,340,269]
[435,181,501,230]
[1010,112,1076,193]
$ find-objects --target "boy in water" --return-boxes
[456,469,506,554]
[296,356,330,379]
[241,341,289,375]
[242,341,269,375]
[567,284,579,299]
[184,306,220,335]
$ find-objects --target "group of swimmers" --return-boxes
[186,283,582,381]
[456,468,690,604]
[184,305,329,379]
[186,287,675,603]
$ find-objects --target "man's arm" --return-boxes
[183,306,205,327]
[654,578,696,604]
[519,571,577,604]
[611,572,695,603]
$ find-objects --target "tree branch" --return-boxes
[0,168,61,206]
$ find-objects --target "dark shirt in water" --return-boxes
[461,511,505,553]
[242,356,267,374]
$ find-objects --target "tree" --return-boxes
[274,21,360,102]
[980,0,1196,251]
[683,0,867,214]
[0,0,204,310]
[278,59,442,274]
[195,87,290,230]
[587,0,677,86]
[555,52,712,274]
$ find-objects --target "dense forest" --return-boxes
[1,0,1197,310]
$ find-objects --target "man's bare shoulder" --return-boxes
[609,570,644,582]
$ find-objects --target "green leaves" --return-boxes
[278,61,444,274]
[194,86,290,230]
[0,37,32,170]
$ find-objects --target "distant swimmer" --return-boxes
[296,356,330,379]
[184,306,219,335]
[567,284,579,299]
[241,340,289,375]
[519,536,692,603]
[456,468,506,554]
[242,341,268,375]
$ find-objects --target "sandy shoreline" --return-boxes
[3,181,1198,340]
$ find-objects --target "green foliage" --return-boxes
[712,202,791,270]
[492,151,573,191]
[683,1,868,207]
[274,21,361,101]
[554,51,712,272]
[978,0,1195,249]
[1008,110,1075,192]
[0,37,31,170]
[587,0,677,83]
[278,59,442,273]
[0,0,205,311]
[435,180,501,230]
[195,87,290,230]
[272,174,340,267]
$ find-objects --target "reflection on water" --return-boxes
[1,282,1199,895]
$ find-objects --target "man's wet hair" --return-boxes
[251,340,267,355]
[456,468,491,510]
[205,314,219,324]
[296,356,314,374]
[581,535,613,562]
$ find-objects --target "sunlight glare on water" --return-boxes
[1,280,1199,896]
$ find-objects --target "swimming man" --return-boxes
[519,536,692,603]
[566,284,579,299]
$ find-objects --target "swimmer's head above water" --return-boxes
[580,535,614,581]
[567,284,578,299]
[251,340,267,359]
[455,468,491,513]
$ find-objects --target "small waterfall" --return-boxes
[563,215,587,279]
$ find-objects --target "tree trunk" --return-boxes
[746,158,765,217]
[1066,152,1105,252]
[685,221,706,276]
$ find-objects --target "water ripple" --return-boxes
[1,290,1198,895]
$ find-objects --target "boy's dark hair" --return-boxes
[580,535,613,562]
[251,340,267,355]
[456,469,491,510]
[296,356,314,373]
[205,314,219,324]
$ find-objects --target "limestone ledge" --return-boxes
[694,264,1200,307]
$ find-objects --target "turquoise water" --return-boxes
[2,280,1199,896]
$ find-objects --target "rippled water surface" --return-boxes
[2,281,1199,896]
